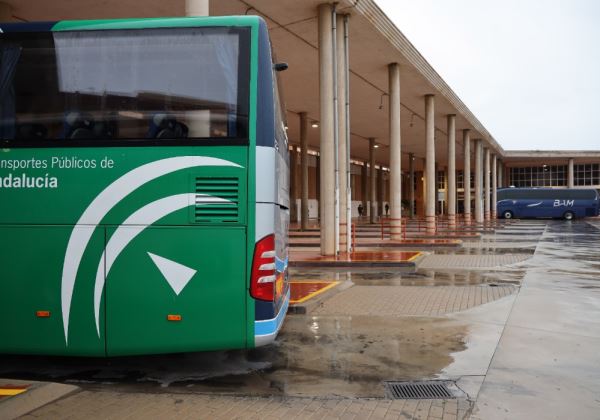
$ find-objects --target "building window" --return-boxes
[456,171,474,189]
[437,170,446,190]
[509,165,567,187]
[575,163,600,186]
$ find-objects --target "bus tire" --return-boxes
[502,210,513,219]
[563,211,574,221]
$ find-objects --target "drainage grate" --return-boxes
[383,380,457,400]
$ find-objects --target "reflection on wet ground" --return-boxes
[0,316,469,398]
[4,219,597,404]
[523,220,600,280]
[292,268,523,287]
[433,247,535,255]
[472,219,600,419]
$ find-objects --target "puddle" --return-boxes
[0,315,470,398]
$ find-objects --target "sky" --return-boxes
[375,0,600,151]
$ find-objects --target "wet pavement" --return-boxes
[2,219,600,419]
[473,220,600,419]
[289,250,421,268]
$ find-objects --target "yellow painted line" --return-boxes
[290,281,340,304]
[290,280,336,283]
[407,252,423,262]
[0,388,27,396]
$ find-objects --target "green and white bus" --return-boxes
[0,16,290,356]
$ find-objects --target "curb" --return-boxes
[0,379,79,420]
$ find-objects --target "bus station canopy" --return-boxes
[7,0,504,170]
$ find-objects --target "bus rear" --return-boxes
[0,17,289,356]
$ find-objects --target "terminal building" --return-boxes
[2,0,599,256]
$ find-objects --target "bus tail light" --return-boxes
[250,234,275,301]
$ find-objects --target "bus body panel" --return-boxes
[105,226,247,356]
[0,147,248,225]
[497,188,600,219]
[0,225,105,356]
[0,147,248,356]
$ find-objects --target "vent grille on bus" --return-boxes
[195,177,239,223]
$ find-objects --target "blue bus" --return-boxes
[497,188,600,220]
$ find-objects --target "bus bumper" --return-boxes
[254,287,290,347]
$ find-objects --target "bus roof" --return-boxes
[0,16,261,33]
[497,187,599,200]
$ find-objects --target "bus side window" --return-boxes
[147,114,189,139]
[16,123,47,140]
[63,112,95,139]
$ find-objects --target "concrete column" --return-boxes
[300,113,309,230]
[369,138,377,223]
[425,95,436,234]
[336,14,349,251]
[447,115,456,228]
[185,0,209,16]
[484,147,491,221]
[434,162,439,215]
[318,3,336,255]
[463,130,471,223]
[388,63,402,239]
[568,158,574,188]
[290,147,298,223]
[492,154,498,219]
[409,153,415,218]
[343,15,352,250]
[474,139,483,224]
[378,169,385,216]
[361,163,367,218]
[497,159,503,189]
[316,155,321,218]
[441,169,446,215]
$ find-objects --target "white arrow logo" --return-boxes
[61,156,242,343]
[148,252,197,296]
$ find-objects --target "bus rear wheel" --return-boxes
[502,210,513,219]
[563,211,574,221]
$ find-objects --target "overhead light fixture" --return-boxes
[374,144,379,149]
[311,122,319,128]
[378,93,387,110]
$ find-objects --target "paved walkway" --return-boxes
[471,221,600,419]
[417,254,531,270]
[289,250,420,268]
[20,390,472,420]
[313,285,516,317]
[460,241,537,250]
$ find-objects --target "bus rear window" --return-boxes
[0,26,250,144]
